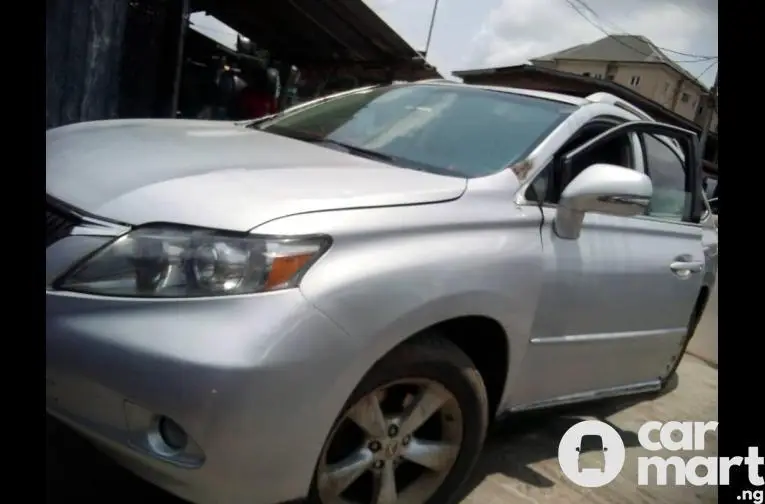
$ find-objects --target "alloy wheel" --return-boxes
[316,378,464,504]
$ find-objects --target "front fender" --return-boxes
[253,196,545,453]
[311,290,524,381]
[262,206,544,416]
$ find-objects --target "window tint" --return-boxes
[526,121,631,204]
[642,134,690,221]
[258,85,575,178]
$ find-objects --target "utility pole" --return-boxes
[697,67,719,163]
[424,0,441,57]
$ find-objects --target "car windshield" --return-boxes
[254,84,576,178]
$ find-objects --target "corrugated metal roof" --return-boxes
[189,0,441,77]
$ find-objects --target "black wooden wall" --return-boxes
[46,0,128,129]
[46,0,183,129]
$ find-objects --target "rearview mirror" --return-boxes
[555,163,652,240]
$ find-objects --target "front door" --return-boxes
[513,121,705,406]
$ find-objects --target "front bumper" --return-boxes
[46,287,351,504]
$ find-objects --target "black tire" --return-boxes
[661,294,707,387]
[308,334,490,504]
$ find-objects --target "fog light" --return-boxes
[158,416,188,451]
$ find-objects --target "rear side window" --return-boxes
[642,134,690,221]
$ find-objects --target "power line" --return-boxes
[695,59,718,82]
[570,0,717,60]
[566,0,717,62]
[660,47,717,60]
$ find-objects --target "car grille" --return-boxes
[46,202,82,247]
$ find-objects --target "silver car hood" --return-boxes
[46,119,467,231]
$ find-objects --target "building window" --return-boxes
[663,82,671,93]
[582,72,591,77]
[681,92,691,103]
[606,75,615,81]
[629,75,641,86]
[594,73,603,79]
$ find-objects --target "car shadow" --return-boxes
[46,417,178,503]
[462,376,678,495]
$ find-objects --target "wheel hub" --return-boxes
[316,379,464,504]
[369,421,408,461]
[383,440,399,459]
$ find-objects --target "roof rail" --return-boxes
[585,92,656,122]
[586,92,687,158]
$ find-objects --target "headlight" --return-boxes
[55,227,330,297]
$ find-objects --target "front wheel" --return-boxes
[309,336,489,504]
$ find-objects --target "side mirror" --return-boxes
[555,163,652,240]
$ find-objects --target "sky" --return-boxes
[190,0,717,87]
[365,0,717,87]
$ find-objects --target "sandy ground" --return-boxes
[461,355,717,503]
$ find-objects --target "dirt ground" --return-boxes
[461,355,717,503]
[46,355,717,504]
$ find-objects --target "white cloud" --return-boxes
[471,0,716,68]
[364,0,717,85]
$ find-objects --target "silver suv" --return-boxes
[46,82,718,504]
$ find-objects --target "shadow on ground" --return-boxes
[46,378,679,503]
[462,375,678,495]
[46,417,173,503]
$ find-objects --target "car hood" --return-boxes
[46,119,467,231]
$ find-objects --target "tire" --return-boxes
[308,335,489,504]
[661,294,707,387]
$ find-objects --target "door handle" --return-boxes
[670,261,704,276]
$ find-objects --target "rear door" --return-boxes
[515,121,705,405]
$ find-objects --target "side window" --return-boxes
[641,134,691,221]
[526,120,633,205]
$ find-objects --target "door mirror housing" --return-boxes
[561,120,702,223]
[555,163,652,240]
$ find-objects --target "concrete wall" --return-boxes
[548,60,717,131]
[553,59,610,79]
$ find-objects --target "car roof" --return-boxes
[415,79,591,107]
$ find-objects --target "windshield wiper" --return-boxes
[320,139,400,164]
[267,127,465,177]
[268,128,398,163]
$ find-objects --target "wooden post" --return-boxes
[697,69,719,163]
[169,0,191,118]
